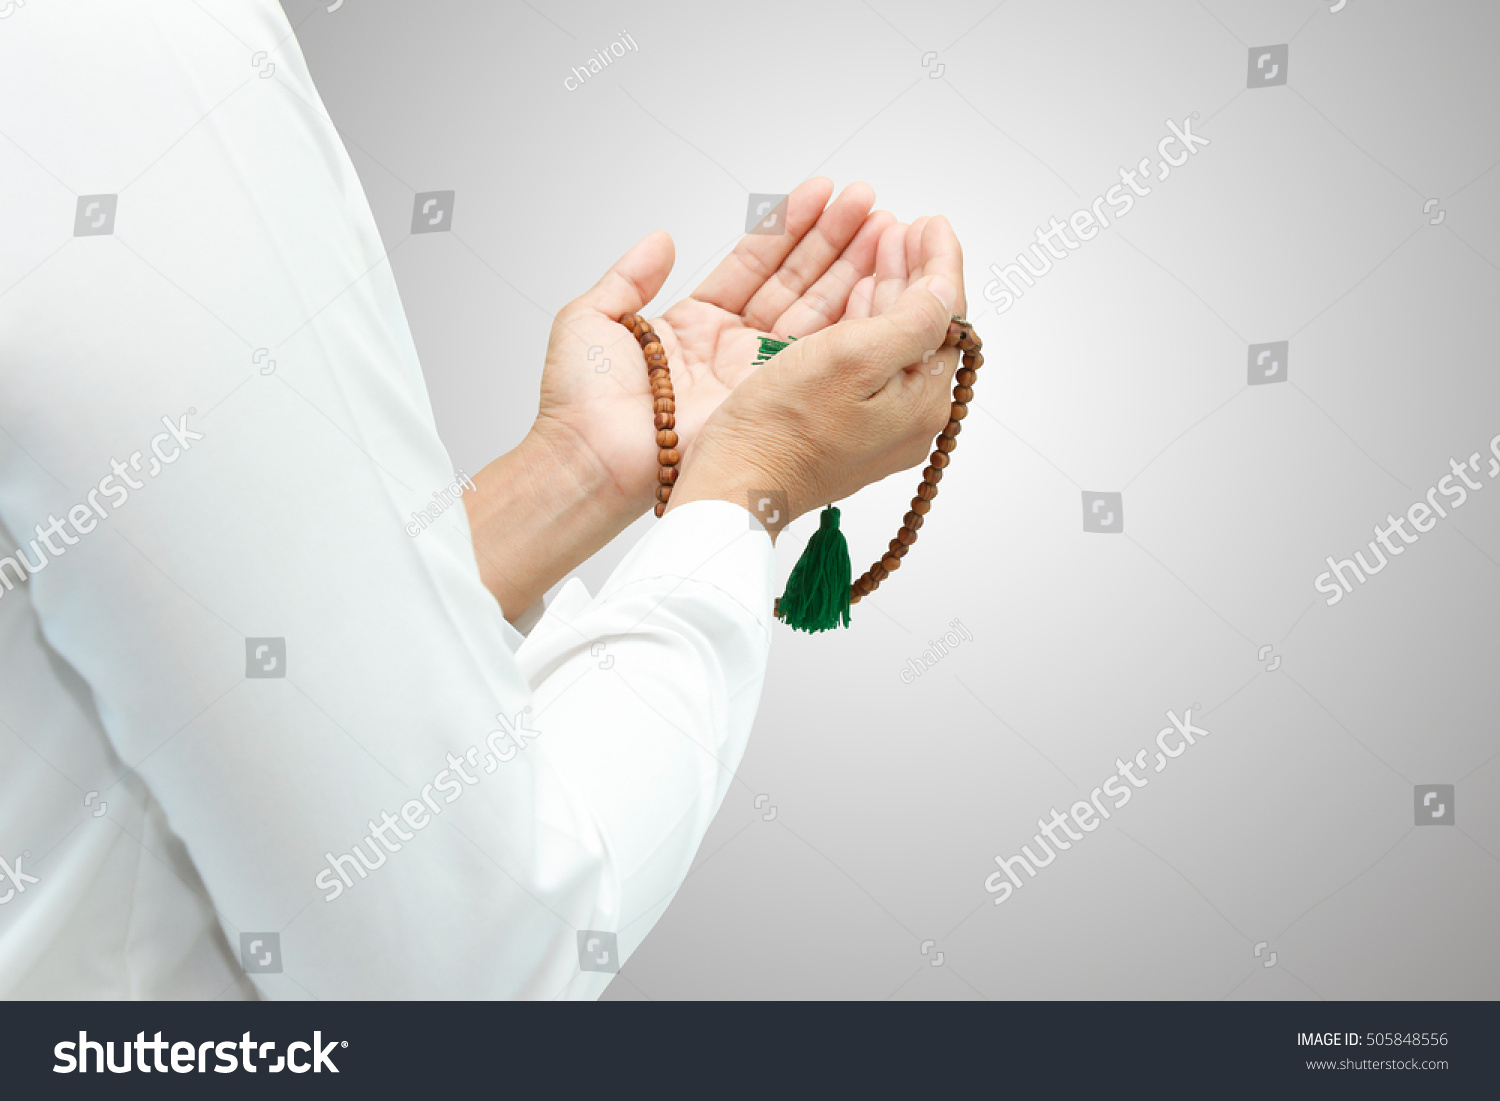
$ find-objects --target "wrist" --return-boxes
[666,445,795,543]
[465,421,644,621]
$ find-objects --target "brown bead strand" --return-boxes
[618,312,681,517]
[850,316,982,605]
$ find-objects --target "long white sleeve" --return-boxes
[0,0,773,999]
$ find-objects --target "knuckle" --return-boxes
[556,299,591,329]
[871,320,922,367]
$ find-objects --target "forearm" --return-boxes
[465,422,647,621]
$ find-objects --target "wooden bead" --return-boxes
[656,429,678,448]
[956,368,977,386]
[648,367,670,381]
[910,497,931,515]
[871,564,889,582]
[929,451,949,469]
[642,341,663,356]
[658,448,680,465]
[655,485,672,503]
[965,353,983,370]
[650,383,673,397]
[881,554,901,572]
[903,511,924,529]
[922,466,942,485]
[897,527,917,546]
[889,538,909,556]
[654,412,675,430]
[855,576,874,594]
[654,502,666,518]
[944,419,962,437]
[916,483,938,501]
[953,385,974,403]
[936,436,957,453]
[950,402,969,421]
[658,466,678,485]
[653,397,675,413]
[944,324,962,347]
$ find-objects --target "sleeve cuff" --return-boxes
[598,499,776,624]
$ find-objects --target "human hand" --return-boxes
[528,177,902,514]
[664,215,968,535]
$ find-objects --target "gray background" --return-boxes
[282,0,1500,999]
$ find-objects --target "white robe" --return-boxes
[0,0,774,999]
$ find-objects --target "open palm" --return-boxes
[531,178,959,512]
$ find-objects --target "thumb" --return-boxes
[855,274,958,381]
[571,230,676,321]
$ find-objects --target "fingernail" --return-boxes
[927,275,956,313]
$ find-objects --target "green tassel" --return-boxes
[775,506,852,633]
[753,333,797,365]
[759,336,849,632]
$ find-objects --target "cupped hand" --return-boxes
[665,215,969,532]
[529,178,922,512]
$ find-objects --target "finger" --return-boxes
[568,229,676,322]
[892,218,966,390]
[918,215,967,319]
[740,180,877,331]
[870,219,911,315]
[816,274,957,391]
[843,274,876,319]
[690,177,835,315]
[904,216,931,283]
[770,207,893,337]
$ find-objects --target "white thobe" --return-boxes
[0,0,773,999]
